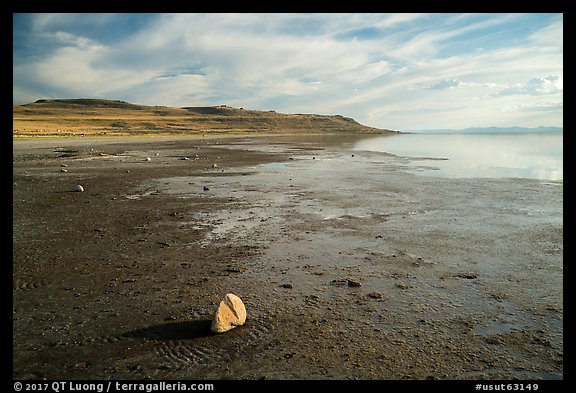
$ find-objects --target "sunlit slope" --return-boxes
[13,98,397,137]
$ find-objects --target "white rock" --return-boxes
[145,157,151,161]
[73,185,84,192]
[211,293,247,333]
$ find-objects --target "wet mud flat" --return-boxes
[13,135,563,380]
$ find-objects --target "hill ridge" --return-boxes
[14,98,398,137]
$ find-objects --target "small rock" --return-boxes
[211,293,247,333]
[61,168,68,173]
[279,283,293,289]
[203,186,210,191]
[72,185,84,192]
[368,291,384,299]
[456,273,478,279]
[61,164,68,167]
[181,156,190,160]
[212,163,219,169]
[145,157,151,161]
[224,266,242,273]
[306,294,320,302]
[375,234,383,239]
[347,279,362,288]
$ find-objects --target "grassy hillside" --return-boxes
[13,98,398,138]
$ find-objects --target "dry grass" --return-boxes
[13,99,397,138]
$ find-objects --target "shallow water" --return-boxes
[353,132,563,180]
[13,135,563,380]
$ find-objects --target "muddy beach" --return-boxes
[12,135,563,380]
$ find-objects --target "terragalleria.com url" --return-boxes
[14,382,214,392]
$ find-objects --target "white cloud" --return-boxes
[497,75,563,96]
[124,74,210,107]
[29,43,148,98]
[419,78,464,90]
[504,100,563,113]
[528,15,563,47]
[13,13,563,130]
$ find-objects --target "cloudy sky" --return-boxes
[13,13,563,130]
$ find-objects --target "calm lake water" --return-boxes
[353,132,563,180]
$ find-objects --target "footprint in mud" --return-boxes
[238,315,274,343]
[156,340,228,367]
[137,315,277,370]
[77,334,132,346]
[156,321,273,368]
[13,278,49,291]
[301,294,323,315]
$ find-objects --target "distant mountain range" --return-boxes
[411,126,563,134]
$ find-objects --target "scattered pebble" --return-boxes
[72,185,84,192]
[456,273,479,279]
[145,157,151,161]
[347,279,362,288]
[368,291,384,299]
[280,283,293,289]
[306,294,320,302]
[61,168,68,173]
[212,163,219,169]
[203,186,210,191]
[225,266,242,273]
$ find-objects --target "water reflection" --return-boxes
[353,132,563,180]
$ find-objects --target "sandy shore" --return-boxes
[13,135,563,380]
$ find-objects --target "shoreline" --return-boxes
[13,135,563,380]
[13,130,392,141]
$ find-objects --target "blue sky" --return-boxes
[13,13,563,130]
